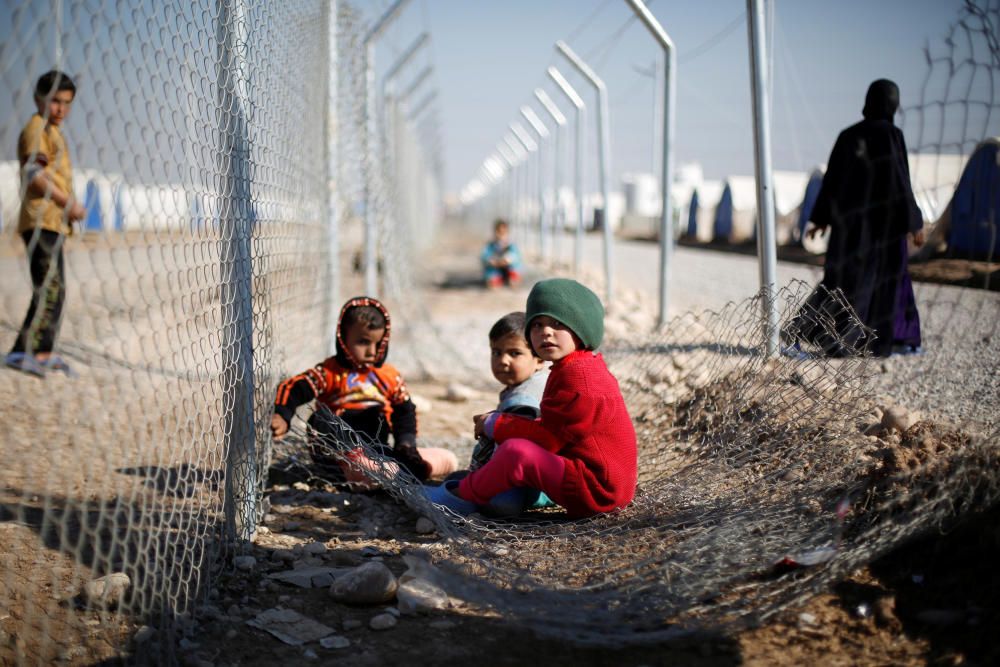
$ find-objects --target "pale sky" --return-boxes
[373,0,993,196]
[1,0,994,203]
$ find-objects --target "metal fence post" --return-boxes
[624,0,676,328]
[547,66,586,278]
[747,0,780,356]
[520,105,550,260]
[325,0,340,354]
[556,41,614,305]
[218,0,257,543]
[534,89,566,264]
[362,0,411,297]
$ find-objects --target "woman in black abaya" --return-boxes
[792,79,926,357]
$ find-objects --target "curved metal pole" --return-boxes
[535,88,567,263]
[503,134,527,231]
[362,0,412,296]
[624,0,676,329]
[406,90,438,122]
[556,40,613,304]
[510,122,538,245]
[547,65,586,277]
[496,141,519,223]
[521,105,550,260]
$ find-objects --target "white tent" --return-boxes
[713,175,757,243]
[908,152,966,223]
[772,170,811,245]
[687,179,724,242]
[0,161,19,233]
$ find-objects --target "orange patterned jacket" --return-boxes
[273,297,417,445]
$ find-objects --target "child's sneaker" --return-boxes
[39,354,76,377]
[485,488,541,518]
[4,352,45,378]
[424,480,479,516]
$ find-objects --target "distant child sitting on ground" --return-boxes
[481,219,522,289]
[271,297,457,487]
[427,279,638,518]
[5,70,86,378]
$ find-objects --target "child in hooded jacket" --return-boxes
[271,296,457,486]
[427,279,637,518]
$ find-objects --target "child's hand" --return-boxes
[67,201,86,222]
[270,414,289,440]
[473,412,493,439]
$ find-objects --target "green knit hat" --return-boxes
[525,278,605,351]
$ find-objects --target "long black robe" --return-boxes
[795,97,923,356]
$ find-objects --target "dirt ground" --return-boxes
[2,227,998,666]
[163,233,998,667]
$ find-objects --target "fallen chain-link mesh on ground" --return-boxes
[270,280,1000,646]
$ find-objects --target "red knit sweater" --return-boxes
[492,349,637,517]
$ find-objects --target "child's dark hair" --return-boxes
[343,305,386,331]
[493,218,509,232]
[489,312,527,343]
[35,70,77,99]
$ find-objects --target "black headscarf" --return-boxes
[862,79,900,122]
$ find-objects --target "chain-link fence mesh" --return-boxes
[0,0,442,663]
[2,0,999,662]
[275,0,1000,648]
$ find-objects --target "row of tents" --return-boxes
[618,138,1000,259]
[2,139,999,260]
[0,164,239,234]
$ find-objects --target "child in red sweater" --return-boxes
[426,279,637,518]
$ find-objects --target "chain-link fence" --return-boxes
[2,0,999,662]
[0,1,441,663]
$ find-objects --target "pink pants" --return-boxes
[456,438,566,505]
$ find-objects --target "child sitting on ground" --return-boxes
[480,218,522,289]
[450,312,554,515]
[271,296,457,487]
[427,279,637,518]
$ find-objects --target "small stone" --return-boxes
[881,405,916,433]
[303,542,328,556]
[83,572,131,609]
[269,566,346,589]
[415,518,435,534]
[292,482,311,492]
[343,619,363,630]
[234,556,256,572]
[271,549,295,563]
[443,382,474,402]
[225,629,238,640]
[133,625,155,644]
[179,638,200,650]
[320,635,351,649]
[797,612,817,627]
[246,608,336,646]
[369,613,397,630]
[410,394,433,414]
[329,562,398,604]
[303,649,318,660]
[396,577,449,614]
